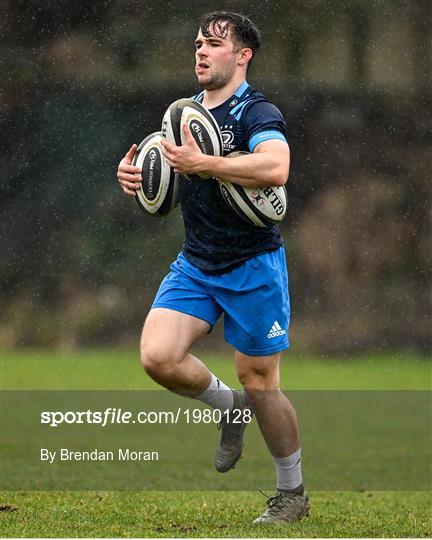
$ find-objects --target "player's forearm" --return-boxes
[200,153,288,187]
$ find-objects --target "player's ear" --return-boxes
[238,48,253,66]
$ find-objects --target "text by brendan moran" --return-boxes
[40,448,159,463]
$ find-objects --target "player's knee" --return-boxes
[140,340,179,378]
[140,341,160,376]
[237,364,279,392]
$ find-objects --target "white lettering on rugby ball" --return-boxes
[180,106,222,157]
[218,151,287,227]
[133,131,177,216]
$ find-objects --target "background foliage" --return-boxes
[1,0,431,352]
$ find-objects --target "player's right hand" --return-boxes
[117,144,141,197]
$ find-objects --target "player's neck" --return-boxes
[202,76,247,109]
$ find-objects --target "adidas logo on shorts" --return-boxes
[267,321,287,338]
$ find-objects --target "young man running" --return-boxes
[117,11,310,524]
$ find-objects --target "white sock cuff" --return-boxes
[272,448,302,491]
[272,448,301,468]
[195,373,234,412]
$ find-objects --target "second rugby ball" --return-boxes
[132,131,179,216]
[218,151,287,227]
[162,98,223,180]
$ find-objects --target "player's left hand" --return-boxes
[161,124,208,175]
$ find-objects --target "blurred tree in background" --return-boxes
[1,0,430,353]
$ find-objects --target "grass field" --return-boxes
[2,348,430,390]
[1,348,431,538]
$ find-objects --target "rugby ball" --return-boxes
[218,151,287,227]
[161,98,192,146]
[162,98,223,180]
[132,131,179,216]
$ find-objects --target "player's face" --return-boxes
[195,24,239,90]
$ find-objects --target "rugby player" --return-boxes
[117,11,310,524]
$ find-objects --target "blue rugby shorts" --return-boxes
[152,246,290,356]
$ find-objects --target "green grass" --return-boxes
[1,348,430,390]
[1,348,431,537]
[1,491,430,538]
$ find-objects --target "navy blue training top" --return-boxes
[179,80,288,273]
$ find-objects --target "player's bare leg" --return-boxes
[236,352,299,456]
[140,308,211,395]
[141,308,250,471]
[142,307,246,466]
[235,351,310,524]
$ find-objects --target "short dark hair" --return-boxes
[199,11,261,70]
